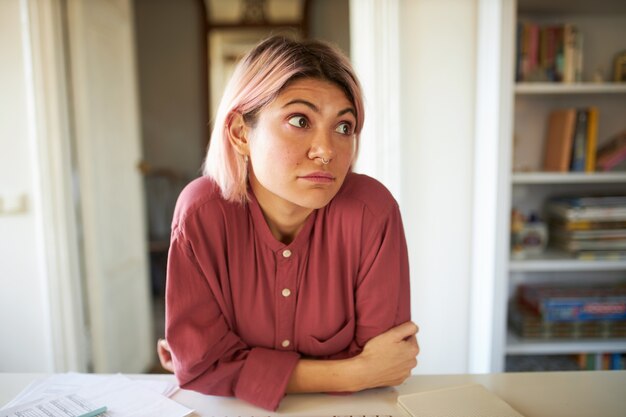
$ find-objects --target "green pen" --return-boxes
[77,406,107,417]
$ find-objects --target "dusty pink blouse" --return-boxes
[165,173,410,411]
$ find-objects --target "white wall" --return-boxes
[0,0,53,372]
[398,0,477,374]
[351,0,479,374]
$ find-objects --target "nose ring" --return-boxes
[321,158,330,165]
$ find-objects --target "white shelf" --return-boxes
[510,258,626,272]
[515,83,626,95]
[512,172,626,184]
[506,331,626,355]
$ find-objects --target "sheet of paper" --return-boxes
[397,384,525,417]
[74,377,192,417]
[0,393,103,417]
[2,373,179,410]
[1,374,191,417]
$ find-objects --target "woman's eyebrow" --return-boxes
[283,99,320,112]
[337,108,356,118]
[283,99,355,118]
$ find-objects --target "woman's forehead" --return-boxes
[273,78,353,107]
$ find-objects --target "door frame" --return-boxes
[22,0,89,372]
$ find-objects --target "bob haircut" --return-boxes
[203,35,365,204]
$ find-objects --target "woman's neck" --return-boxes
[249,178,313,244]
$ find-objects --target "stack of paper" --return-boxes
[0,373,192,417]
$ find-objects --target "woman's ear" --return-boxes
[227,112,250,157]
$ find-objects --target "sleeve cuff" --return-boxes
[234,347,300,411]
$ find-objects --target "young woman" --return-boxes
[163,35,419,411]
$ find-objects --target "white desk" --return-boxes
[1,371,625,417]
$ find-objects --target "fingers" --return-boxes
[157,338,174,373]
[158,338,170,351]
[387,321,419,341]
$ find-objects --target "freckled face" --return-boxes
[247,78,357,214]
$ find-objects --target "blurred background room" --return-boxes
[1,0,625,377]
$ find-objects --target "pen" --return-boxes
[77,406,107,417]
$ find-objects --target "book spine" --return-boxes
[546,26,557,81]
[585,107,598,172]
[575,31,584,82]
[528,24,540,78]
[570,109,588,172]
[555,26,564,81]
[563,24,576,83]
[522,22,531,80]
[611,353,623,370]
[540,26,548,75]
[516,21,524,81]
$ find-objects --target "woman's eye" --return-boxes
[335,122,353,135]
[288,116,308,128]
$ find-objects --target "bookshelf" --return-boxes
[499,0,626,372]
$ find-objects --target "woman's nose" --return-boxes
[308,129,335,163]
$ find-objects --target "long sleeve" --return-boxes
[325,201,411,360]
[355,202,411,340]
[165,224,300,411]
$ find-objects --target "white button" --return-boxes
[282,249,292,258]
[281,339,291,348]
[282,288,291,297]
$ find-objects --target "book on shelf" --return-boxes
[577,353,625,370]
[517,283,626,322]
[577,250,626,261]
[546,195,626,221]
[552,219,626,231]
[509,301,626,339]
[585,107,598,172]
[516,21,581,83]
[551,228,626,252]
[542,108,599,173]
[596,130,626,172]
[570,109,588,172]
[553,238,626,251]
[543,109,577,171]
[553,228,626,240]
[547,196,626,254]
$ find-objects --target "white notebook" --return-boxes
[397,383,525,417]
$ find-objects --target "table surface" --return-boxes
[1,371,625,417]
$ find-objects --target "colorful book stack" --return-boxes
[509,283,626,340]
[546,195,626,259]
[516,22,582,83]
[543,108,599,173]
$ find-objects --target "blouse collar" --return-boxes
[247,187,318,253]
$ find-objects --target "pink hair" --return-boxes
[203,36,365,204]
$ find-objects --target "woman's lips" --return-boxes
[298,171,335,183]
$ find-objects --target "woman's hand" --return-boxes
[353,321,419,390]
[157,338,175,373]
